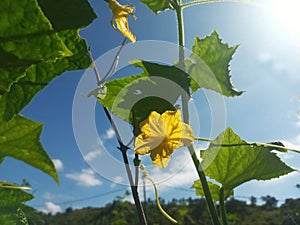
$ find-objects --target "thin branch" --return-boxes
[87,38,127,87]
[103,108,125,145]
[181,0,257,9]
[103,107,147,225]
[100,38,127,86]
[89,40,148,225]
[132,111,140,187]
[87,47,101,86]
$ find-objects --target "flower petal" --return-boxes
[150,143,174,168]
[135,112,166,154]
[162,110,194,148]
[169,123,194,148]
[134,109,195,168]
[115,16,136,43]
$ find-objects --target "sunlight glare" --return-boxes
[271,0,300,38]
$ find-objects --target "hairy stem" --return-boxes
[188,145,221,225]
[174,2,185,70]
[219,187,228,225]
[174,2,221,225]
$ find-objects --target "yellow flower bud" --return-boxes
[108,0,136,43]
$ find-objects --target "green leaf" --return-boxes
[131,96,176,127]
[0,30,92,122]
[189,31,243,97]
[0,182,33,206]
[0,0,95,120]
[131,60,190,95]
[0,182,30,191]
[0,67,26,94]
[0,33,71,63]
[37,0,97,31]
[0,182,34,225]
[0,0,72,62]
[97,74,176,125]
[0,0,53,37]
[97,61,189,125]
[94,74,144,117]
[140,0,173,14]
[0,0,96,67]
[0,116,58,183]
[191,180,233,202]
[200,128,295,194]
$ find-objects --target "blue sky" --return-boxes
[2,0,300,214]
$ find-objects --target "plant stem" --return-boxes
[219,187,228,225]
[103,107,148,225]
[188,145,221,225]
[174,2,185,70]
[121,148,148,225]
[89,44,147,224]
[174,2,221,225]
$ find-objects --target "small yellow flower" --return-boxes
[108,0,136,43]
[134,110,194,168]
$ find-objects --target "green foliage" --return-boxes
[0,0,94,121]
[0,0,95,177]
[193,128,295,200]
[0,116,58,183]
[0,0,71,62]
[97,60,192,125]
[0,29,93,123]
[0,0,96,222]
[0,182,34,225]
[131,60,190,95]
[188,31,243,97]
[191,180,233,202]
[32,197,300,225]
[37,0,96,31]
[139,0,173,14]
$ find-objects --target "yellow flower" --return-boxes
[134,110,194,168]
[108,0,136,43]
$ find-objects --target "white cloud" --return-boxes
[111,176,124,188]
[65,169,102,187]
[257,52,286,72]
[282,135,300,149]
[43,192,54,200]
[52,159,63,171]
[258,52,272,63]
[104,128,115,139]
[84,149,102,162]
[41,202,62,214]
[141,150,198,193]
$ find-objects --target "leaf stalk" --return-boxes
[219,187,228,225]
[195,137,300,153]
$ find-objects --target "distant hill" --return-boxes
[28,197,300,225]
